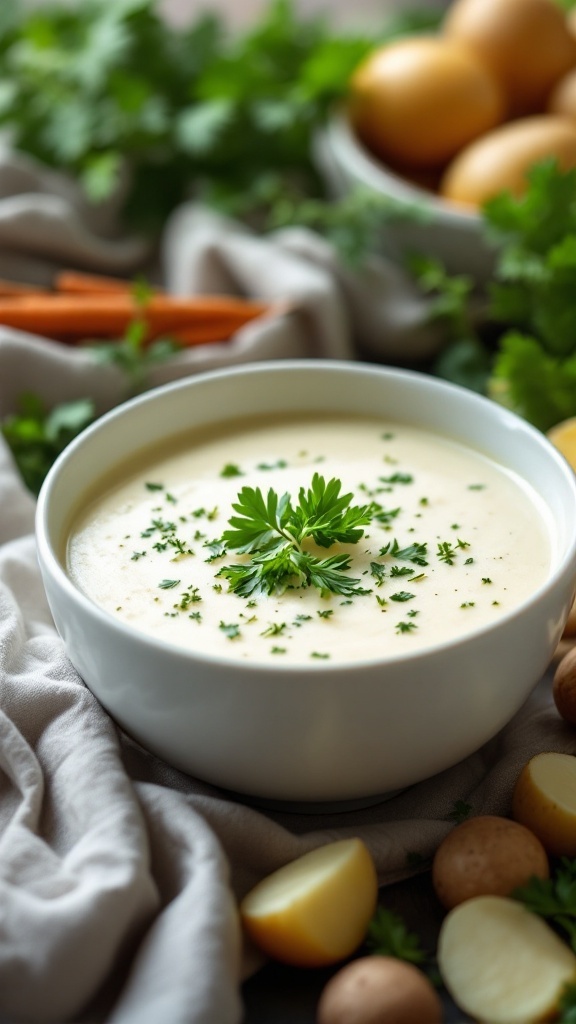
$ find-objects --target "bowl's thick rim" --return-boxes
[35,358,576,676]
[324,110,481,227]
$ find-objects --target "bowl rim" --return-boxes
[324,110,481,227]
[36,358,576,676]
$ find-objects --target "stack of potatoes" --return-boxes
[349,0,576,208]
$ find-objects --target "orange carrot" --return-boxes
[54,270,135,294]
[0,279,49,296]
[0,293,269,342]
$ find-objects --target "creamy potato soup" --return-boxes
[67,413,553,666]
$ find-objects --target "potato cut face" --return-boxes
[531,752,576,812]
[438,895,576,1024]
[512,752,576,856]
[240,838,378,967]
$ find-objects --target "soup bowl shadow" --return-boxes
[36,360,576,806]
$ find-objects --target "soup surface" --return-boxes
[67,413,553,666]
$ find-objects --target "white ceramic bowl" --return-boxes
[317,112,497,282]
[36,360,576,806]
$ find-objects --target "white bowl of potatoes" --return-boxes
[36,359,576,805]
[319,0,576,280]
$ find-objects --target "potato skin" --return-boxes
[316,956,442,1024]
[439,115,576,209]
[349,36,504,168]
[563,596,576,639]
[553,644,576,724]
[443,0,576,116]
[432,814,549,910]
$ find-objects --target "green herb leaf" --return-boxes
[366,908,429,966]
[513,857,576,951]
[222,485,292,554]
[1,394,95,496]
[379,539,428,566]
[558,982,576,1024]
[219,473,374,597]
[489,330,576,432]
[446,800,473,824]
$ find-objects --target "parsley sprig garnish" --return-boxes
[217,473,374,597]
[513,857,576,952]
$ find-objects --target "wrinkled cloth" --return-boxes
[0,155,575,1024]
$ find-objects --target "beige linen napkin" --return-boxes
[1,158,576,1023]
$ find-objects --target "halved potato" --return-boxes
[512,751,576,856]
[438,895,576,1023]
[239,838,378,967]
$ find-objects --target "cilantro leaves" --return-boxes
[217,473,374,597]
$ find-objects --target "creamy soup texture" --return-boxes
[67,414,553,666]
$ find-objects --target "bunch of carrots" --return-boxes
[0,271,272,346]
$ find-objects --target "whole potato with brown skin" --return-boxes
[553,644,576,725]
[316,956,442,1024]
[443,0,576,116]
[432,814,549,910]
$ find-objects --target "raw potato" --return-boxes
[239,838,378,967]
[349,36,504,168]
[439,115,576,209]
[316,956,442,1024]
[443,0,576,115]
[432,814,549,910]
[548,68,576,121]
[547,416,576,472]
[512,751,576,856]
[438,895,576,1024]
[554,645,576,723]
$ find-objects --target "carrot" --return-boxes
[0,293,270,342]
[0,279,49,296]
[54,270,135,294]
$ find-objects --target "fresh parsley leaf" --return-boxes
[305,552,369,596]
[379,539,428,566]
[291,473,374,547]
[222,485,292,554]
[219,621,241,639]
[1,393,95,496]
[219,473,373,597]
[407,162,576,430]
[513,857,576,951]
[558,982,576,1024]
[446,800,473,824]
[0,0,438,249]
[88,289,183,396]
[220,463,243,478]
[489,331,576,431]
[366,907,429,967]
[370,561,387,586]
